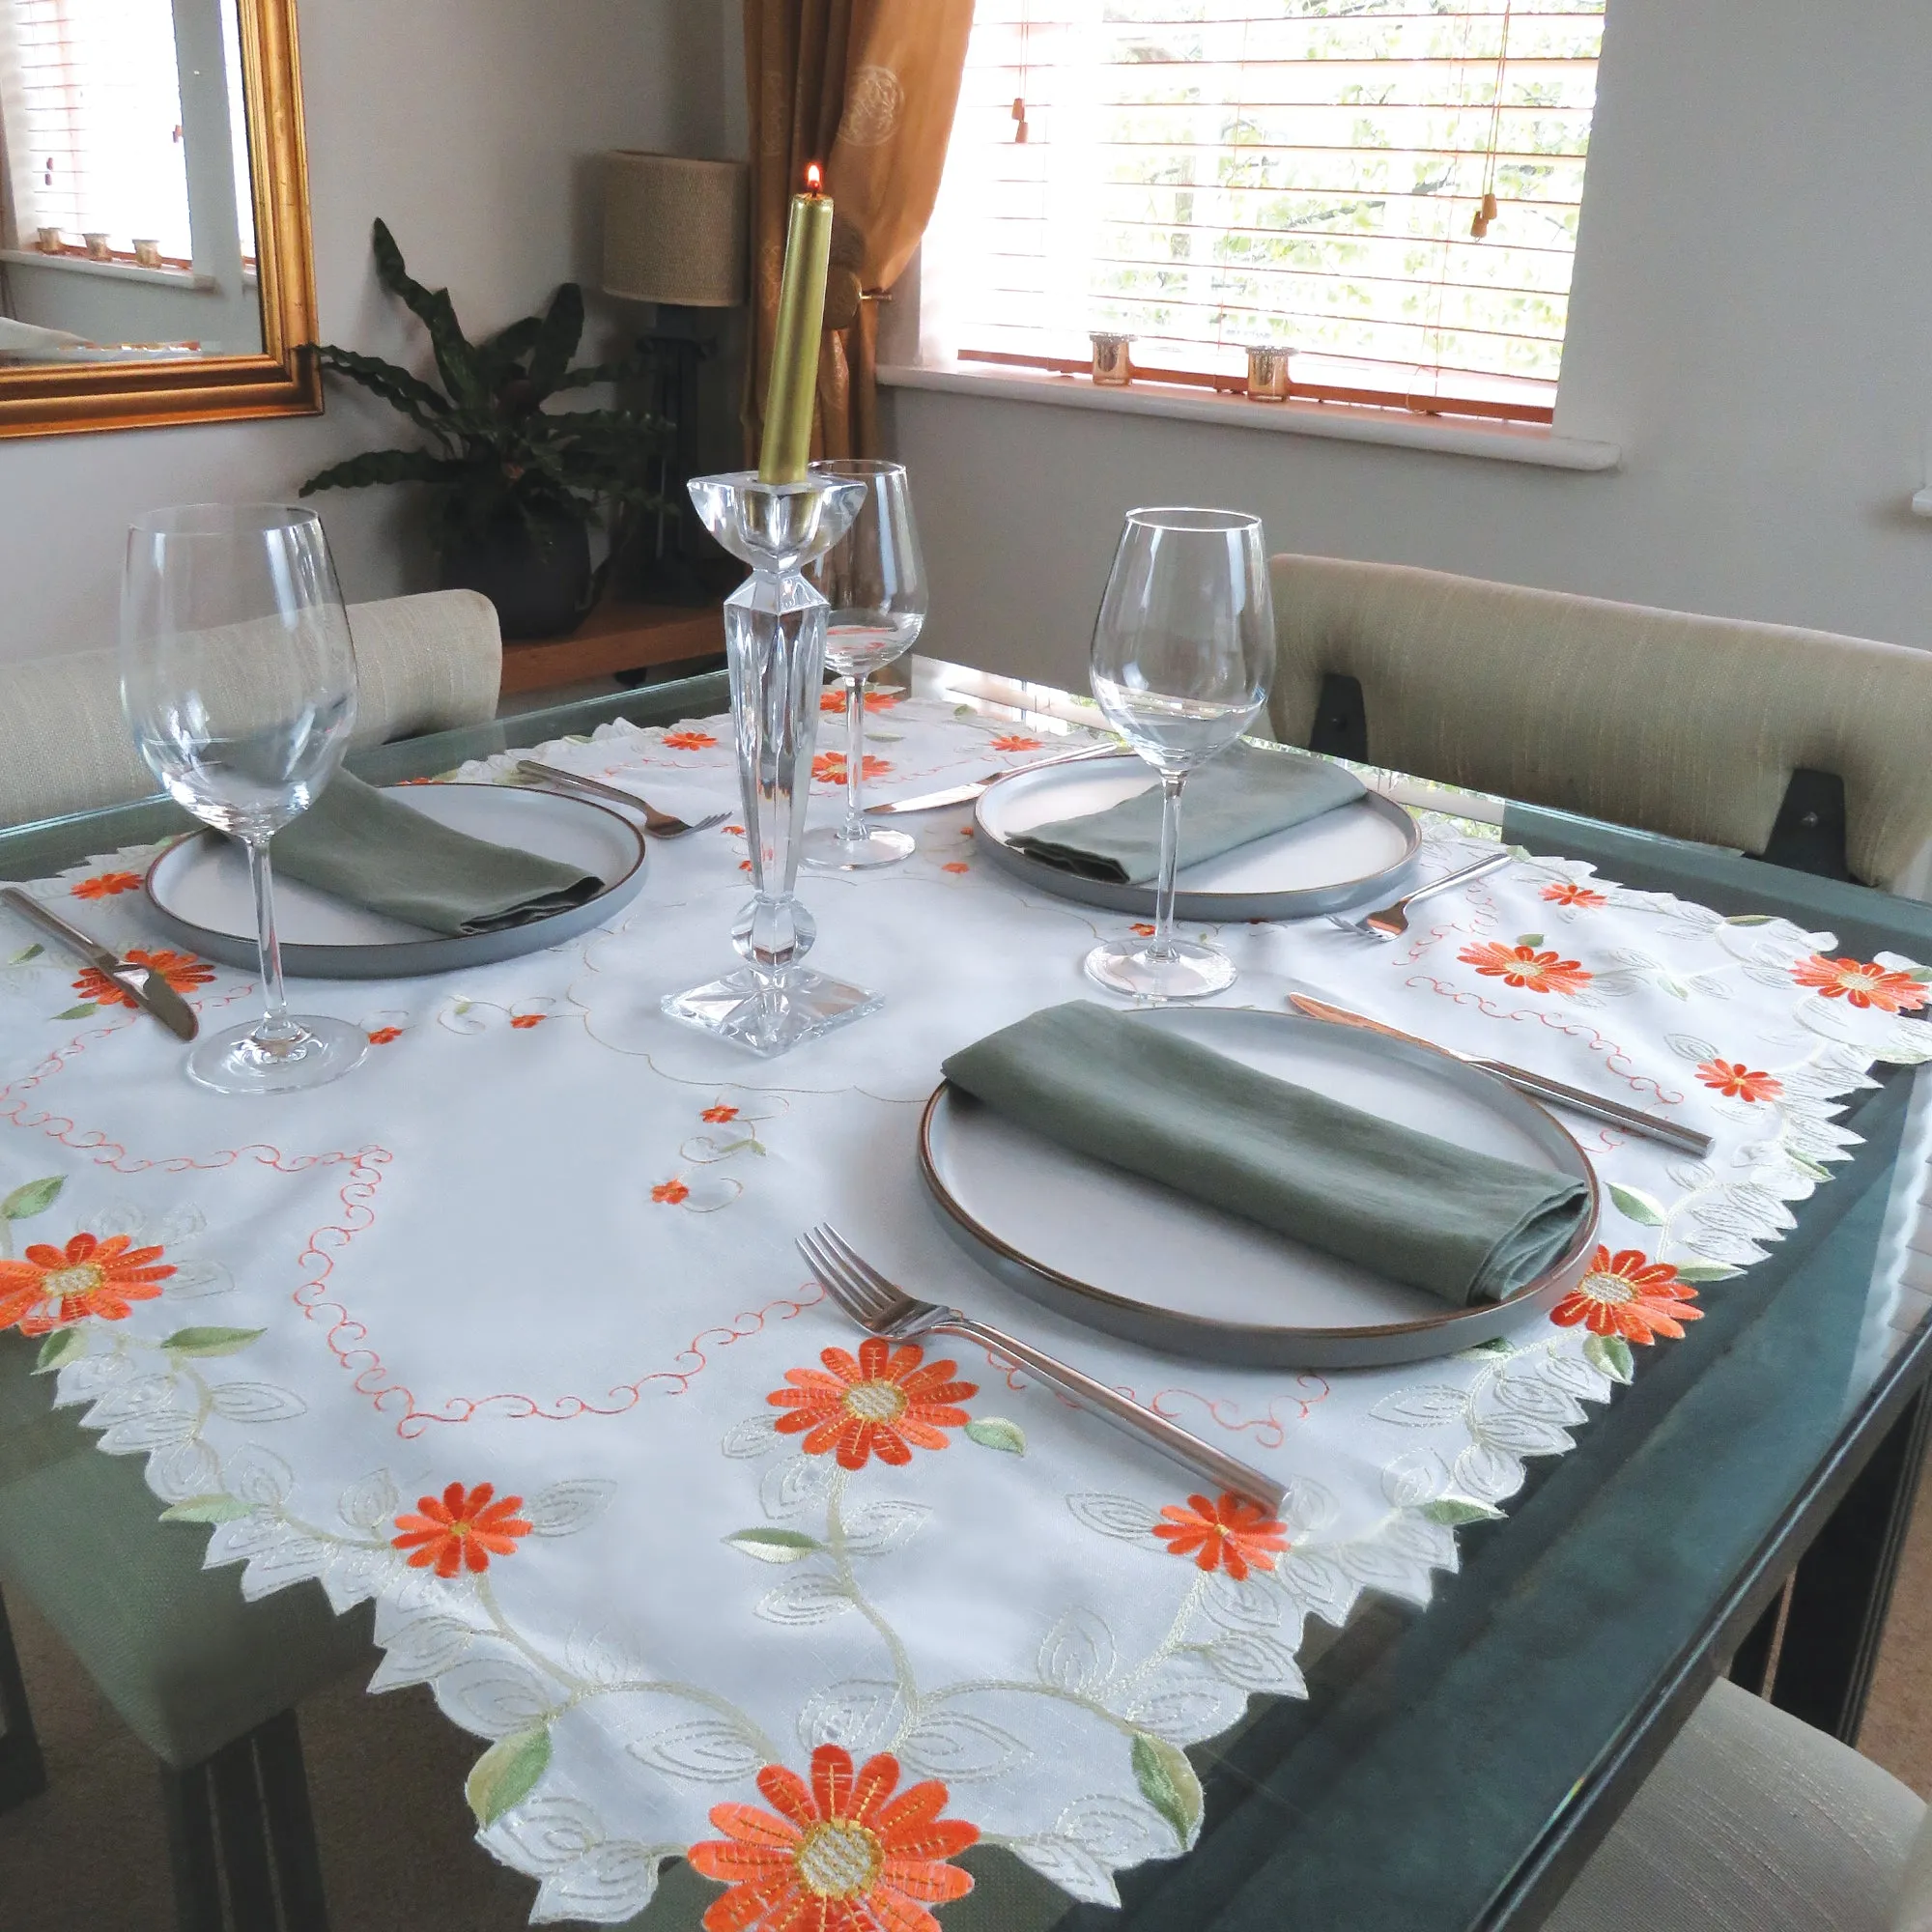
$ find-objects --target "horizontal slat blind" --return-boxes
[925,0,1605,419]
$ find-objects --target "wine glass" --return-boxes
[121,503,367,1094]
[801,459,927,869]
[1084,506,1274,1002]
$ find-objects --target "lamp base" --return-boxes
[660,967,883,1058]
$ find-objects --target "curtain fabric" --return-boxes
[743,0,974,462]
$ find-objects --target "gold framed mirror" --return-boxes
[0,0,317,439]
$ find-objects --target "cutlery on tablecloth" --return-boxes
[0,886,199,1040]
[864,740,1124,817]
[797,1223,1288,1515]
[1330,848,1514,938]
[516,762,730,838]
[1286,991,1714,1159]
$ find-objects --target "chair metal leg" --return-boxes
[159,1709,330,1932]
[0,1582,47,1812]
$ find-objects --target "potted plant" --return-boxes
[300,220,671,639]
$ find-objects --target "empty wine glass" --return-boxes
[801,459,927,869]
[1084,507,1274,1002]
[121,503,366,1094]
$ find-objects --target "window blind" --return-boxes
[923,0,1605,422]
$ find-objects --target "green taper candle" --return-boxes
[757,162,834,484]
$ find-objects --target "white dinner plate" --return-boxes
[144,782,647,980]
[919,1007,1600,1370]
[973,750,1420,919]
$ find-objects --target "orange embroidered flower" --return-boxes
[1540,881,1606,909]
[941,862,969,874]
[769,1337,977,1469]
[509,1013,545,1030]
[819,687,901,713]
[1458,941,1593,996]
[653,1179,691,1206]
[366,1026,403,1045]
[1791,953,1928,1014]
[1151,1492,1290,1580]
[71,870,143,900]
[688,1744,977,1932]
[811,752,893,786]
[702,1104,739,1123]
[71,948,214,1009]
[724,824,745,837]
[989,735,1043,753]
[389,1481,530,1577]
[0,1232,176,1336]
[664,730,719,751]
[1550,1245,1702,1345]
[1131,922,1157,937]
[1696,1058,1783,1102]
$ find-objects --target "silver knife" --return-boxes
[865,740,1124,816]
[1,886,199,1041]
[1286,991,1712,1159]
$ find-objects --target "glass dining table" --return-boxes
[2,652,1928,1932]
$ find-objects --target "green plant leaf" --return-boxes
[162,1326,265,1359]
[7,942,43,964]
[161,1494,254,1523]
[33,1326,86,1374]
[1421,1496,1504,1525]
[724,1528,822,1564]
[1131,1732,1203,1846]
[1584,1333,1634,1384]
[467,1726,552,1827]
[966,1417,1027,1455]
[1517,932,1545,949]
[1672,1263,1741,1284]
[525,282,585,399]
[3,1175,64,1220]
[309,342,452,434]
[1608,1183,1667,1227]
[370,217,485,407]
[476,316,543,388]
[299,449,470,497]
[54,1005,97,1021]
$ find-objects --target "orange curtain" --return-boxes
[743,0,975,462]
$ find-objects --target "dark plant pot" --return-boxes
[440,513,593,640]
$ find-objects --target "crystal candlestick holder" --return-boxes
[662,470,880,1057]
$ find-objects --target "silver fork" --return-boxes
[798,1225,1287,1514]
[517,760,731,838]
[1330,848,1514,939]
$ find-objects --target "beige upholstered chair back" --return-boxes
[1267,555,1932,895]
[0,588,501,829]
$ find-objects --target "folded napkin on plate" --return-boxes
[271,772,605,936]
[940,1002,1589,1307]
[1008,742,1365,886]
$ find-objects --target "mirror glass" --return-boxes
[0,0,264,367]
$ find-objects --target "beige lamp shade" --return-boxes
[602,152,749,307]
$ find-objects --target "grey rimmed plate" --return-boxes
[973,749,1420,921]
[919,1006,1600,1370]
[144,782,647,980]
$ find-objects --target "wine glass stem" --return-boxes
[1151,773,1185,959]
[245,836,301,1047]
[842,675,867,843]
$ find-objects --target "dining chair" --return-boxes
[0,586,504,829]
[1267,555,1932,895]
[1545,1676,1929,1932]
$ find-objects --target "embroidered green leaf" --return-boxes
[1465,1337,1514,1358]
[1584,1333,1634,1384]
[33,1326,86,1374]
[966,1417,1027,1455]
[54,1005,98,1021]
[1724,914,1775,926]
[1421,1497,1504,1525]
[1131,1732,1203,1846]
[1672,1263,1741,1284]
[1910,968,1932,984]
[466,1724,551,1827]
[162,1326,265,1359]
[2,1175,64,1220]
[1608,1183,1667,1227]
[7,943,42,964]
[160,1494,254,1524]
[724,1527,822,1564]
[1516,932,1545,949]
[1787,1152,1832,1182]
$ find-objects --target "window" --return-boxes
[924,0,1606,424]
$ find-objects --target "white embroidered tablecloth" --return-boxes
[2,692,1927,1927]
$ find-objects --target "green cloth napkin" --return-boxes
[941,1002,1590,1307]
[1009,742,1366,886]
[271,772,605,936]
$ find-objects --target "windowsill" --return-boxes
[0,247,217,293]
[877,360,1621,472]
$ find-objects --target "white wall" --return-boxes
[0,0,736,663]
[884,0,1932,693]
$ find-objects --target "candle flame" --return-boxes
[804,161,824,195]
